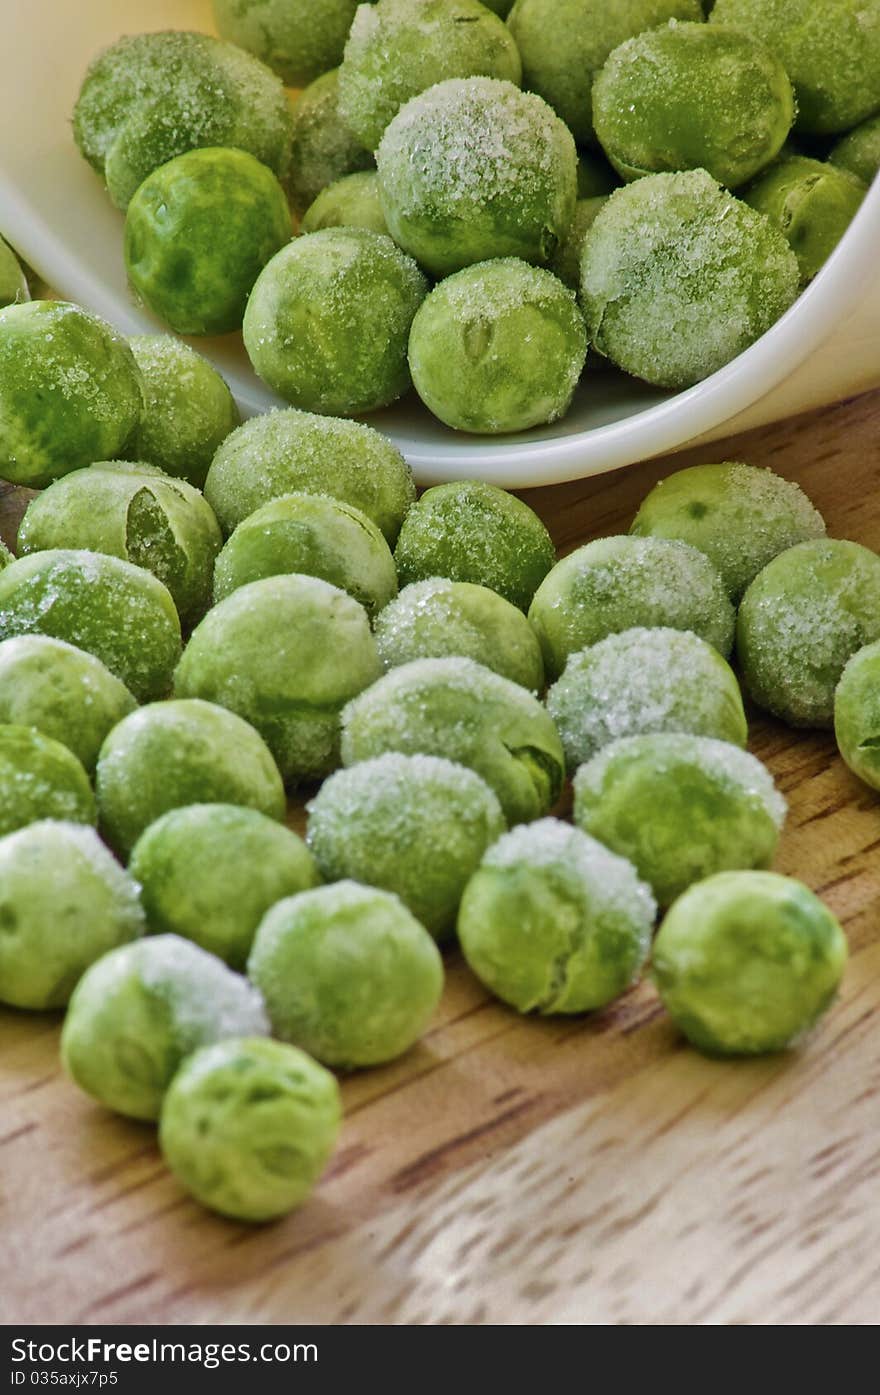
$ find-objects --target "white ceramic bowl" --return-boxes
[2,0,879,487]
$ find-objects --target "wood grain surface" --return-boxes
[2,390,880,1326]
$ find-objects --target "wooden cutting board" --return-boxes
[2,389,880,1326]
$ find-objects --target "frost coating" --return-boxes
[307,753,506,939]
[376,76,578,277]
[213,0,360,87]
[204,408,415,544]
[631,462,827,602]
[458,817,656,1014]
[375,578,545,691]
[61,935,270,1120]
[123,336,240,489]
[0,725,96,840]
[248,881,444,1068]
[737,539,880,728]
[528,534,735,682]
[579,169,800,390]
[288,69,374,218]
[340,656,564,825]
[0,820,144,1011]
[159,1037,341,1222]
[573,733,787,907]
[95,699,286,857]
[408,259,587,434]
[338,0,523,152]
[547,627,748,772]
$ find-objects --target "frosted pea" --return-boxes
[709,0,880,136]
[212,0,360,87]
[376,77,578,278]
[340,656,565,826]
[528,535,735,683]
[374,578,545,691]
[18,462,222,626]
[203,408,415,545]
[129,805,319,970]
[174,575,383,785]
[458,819,656,1014]
[0,822,144,1012]
[393,480,555,612]
[0,236,28,308]
[306,753,506,939]
[0,549,181,703]
[0,301,143,490]
[212,492,397,618]
[61,936,269,1120]
[0,636,136,774]
[73,30,292,210]
[742,156,867,284]
[338,0,522,152]
[248,882,443,1068]
[631,462,827,602]
[737,539,880,728]
[159,1038,341,1222]
[580,170,800,390]
[301,172,389,236]
[653,871,848,1055]
[547,627,748,773]
[287,69,374,218]
[0,726,96,839]
[830,114,880,186]
[834,642,880,791]
[408,259,587,434]
[123,336,240,489]
[244,229,428,416]
[573,733,787,908]
[95,699,286,858]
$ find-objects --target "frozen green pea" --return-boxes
[248,881,443,1068]
[548,627,747,773]
[551,198,607,292]
[203,408,415,544]
[213,0,360,86]
[0,821,144,1011]
[631,462,827,602]
[174,575,382,785]
[307,753,505,939]
[653,871,848,1055]
[580,170,800,390]
[528,535,735,683]
[375,578,545,691]
[0,302,143,490]
[834,642,880,791]
[573,734,786,908]
[212,492,397,618]
[0,726,96,839]
[341,656,564,825]
[122,336,240,489]
[830,114,880,185]
[96,699,286,858]
[244,229,427,415]
[0,236,28,308]
[458,819,656,1014]
[18,463,222,626]
[338,0,522,152]
[507,0,703,147]
[61,935,269,1120]
[742,155,867,283]
[301,171,389,235]
[408,259,587,434]
[710,0,880,135]
[159,1038,341,1222]
[130,805,319,970]
[288,69,374,218]
[0,550,181,703]
[593,23,794,189]
[376,77,577,278]
[0,637,136,774]
[737,539,880,728]
[393,481,555,612]
[73,30,292,210]
[125,147,292,336]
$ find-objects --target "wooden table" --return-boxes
[3,390,880,1326]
